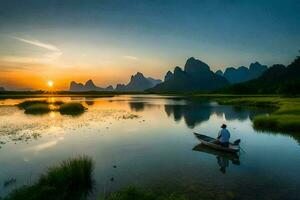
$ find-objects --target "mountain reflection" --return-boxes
[164,102,212,128]
[129,101,160,112]
[164,100,268,128]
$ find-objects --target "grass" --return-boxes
[253,115,300,132]
[214,97,281,108]
[17,100,87,116]
[18,100,52,115]
[59,102,86,115]
[99,186,188,200]
[215,97,300,134]
[24,104,51,114]
[17,100,49,109]
[4,156,94,200]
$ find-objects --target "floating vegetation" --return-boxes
[121,113,140,119]
[24,104,51,115]
[17,100,49,109]
[0,101,141,146]
[4,156,94,200]
[18,100,59,115]
[59,103,87,116]
[17,100,87,116]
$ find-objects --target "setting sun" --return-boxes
[48,80,54,87]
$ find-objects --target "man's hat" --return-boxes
[221,124,227,128]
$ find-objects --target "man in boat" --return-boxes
[216,124,230,147]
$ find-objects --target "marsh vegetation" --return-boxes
[17,100,86,116]
[59,102,86,115]
[4,156,94,200]
[215,96,300,133]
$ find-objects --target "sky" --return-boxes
[0,0,299,90]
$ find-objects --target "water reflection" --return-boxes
[193,144,240,174]
[0,95,300,199]
[164,100,270,128]
[129,102,160,112]
[164,102,212,128]
[85,97,95,106]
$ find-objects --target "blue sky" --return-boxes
[0,0,299,89]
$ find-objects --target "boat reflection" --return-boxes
[193,144,240,174]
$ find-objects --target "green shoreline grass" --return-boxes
[4,156,94,200]
[214,97,300,134]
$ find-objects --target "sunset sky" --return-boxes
[0,0,299,90]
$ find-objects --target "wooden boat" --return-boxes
[193,132,240,153]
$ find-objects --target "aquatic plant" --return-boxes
[17,100,66,115]
[4,156,94,200]
[17,100,87,116]
[17,100,48,109]
[99,186,188,200]
[24,104,51,115]
[59,102,86,115]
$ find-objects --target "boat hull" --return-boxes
[194,132,240,153]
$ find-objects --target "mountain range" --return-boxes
[220,54,300,94]
[115,72,162,91]
[68,55,299,94]
[215,62,267,84]
[148,57,229,92]
[70,72,162,92]
[70,80,114,92]
[0,87,5,91]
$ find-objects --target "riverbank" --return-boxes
[214,96,300,134]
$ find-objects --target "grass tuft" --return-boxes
[17,100,48,109]
[17,100,87,116]
[24,104,51,115]
[59,103,86,115]
[4,156,94,200]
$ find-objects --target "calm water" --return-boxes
[0,95,299,200]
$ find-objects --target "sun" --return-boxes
[47,80,54,88]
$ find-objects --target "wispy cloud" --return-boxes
[123,55,139,60]
[4,36,63,64]
[12,36,60,51]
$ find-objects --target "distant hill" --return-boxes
[69,80,113,92]
[164,71,173,82]
[0,87,5,91]
[115,72,162,91]
[219,55,300,94]
[216,62,267,84]
[70,73,162,92]
[148,57,229,92]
